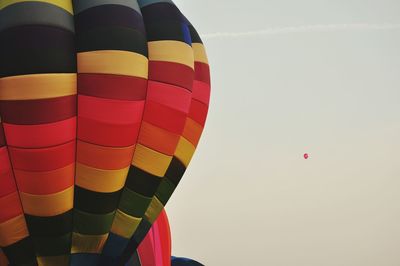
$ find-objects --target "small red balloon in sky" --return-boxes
[304,153,309,159]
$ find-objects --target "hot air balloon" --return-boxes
[0,0,211,265]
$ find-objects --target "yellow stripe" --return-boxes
[148,40,194,69]
[0,215,29,246]
[0,0,73,13]
[78,50,148,78]
[192,43,209,64]
[71,233,108,254]
[144,197,164,224]
[111,210,141,239]
[20,186,73,216]
[132,144,172,177]
[174,137,196,167]
[76,163,129,193]
[0,74,76,100]
[37,256,69,266]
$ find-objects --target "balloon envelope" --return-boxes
[0,0,210,265]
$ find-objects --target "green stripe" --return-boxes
[119,187,152,217]
[155,178,176,205]
[73,209,115,235]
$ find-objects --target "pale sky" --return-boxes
[166,1,400,265]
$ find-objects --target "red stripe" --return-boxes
[194,62,210,85]
[0,147,17,197]
[8,140,76,171]
[78,73,147,100]
[188,99,208,127]
[157,209,172,266]
[3,117,76,148]
[192,80,210,106]
[149,61,194,91]
[78,117,140,147]
[143,101,187,135]
[147,81,192,113]
[0,192,23,223]
[0,95,77,125]
[0,171,16,198]
[78,95,145,124]
[138,229,156,266]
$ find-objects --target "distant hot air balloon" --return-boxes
[0,0,211,265]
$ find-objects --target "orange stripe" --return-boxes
[14,164,75,195]
[182,118,204,147]
[138,122,180,156]
[0,249,9,266]
[0,215,29,247]
[77,141,135,170]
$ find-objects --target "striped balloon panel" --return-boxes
[98,1,194,263]
[0,1,76,265]
[71,0,148,262]
[0,120,36,265]
[153,22,210,214]
[117,4,210,265]
[128,24,210,252]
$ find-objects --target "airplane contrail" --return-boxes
[200,23,400,39]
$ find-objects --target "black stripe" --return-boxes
[74,5,145,35]
[25,210,73,237]
[141,3,184,24]
[165,157,186,186]
[0,125,5,147]
[33,233,71,256]
[76,26,148,56]
[189,25,203,44]
[145,21,186,42]
[125,166,162,197]
[74,186,122,214]
[2,237,37,265]
[131,219,152,251]
[0,25,76,77]
[0,2,75,33]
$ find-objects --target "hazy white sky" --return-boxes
[167,1,400,265]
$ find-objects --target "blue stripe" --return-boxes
[70,254,100,266]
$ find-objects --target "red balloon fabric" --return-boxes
[137,209,171,266]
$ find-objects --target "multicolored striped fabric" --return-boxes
[0,0,210,265]
[0,1,76,265]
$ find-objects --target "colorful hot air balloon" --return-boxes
[0,0,211,265]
